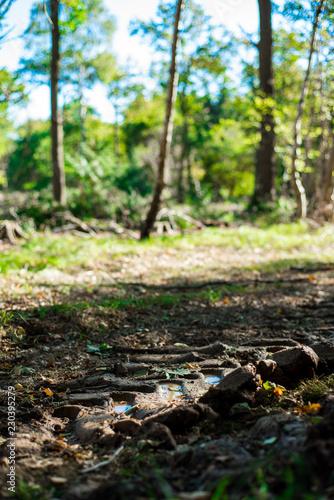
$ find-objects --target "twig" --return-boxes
[81,445,124,474]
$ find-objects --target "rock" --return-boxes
[199,364,261,414]
[113,419,141,435]
[249,414,301,441]
[143,405,201,433]
[310,341,334,368]
[254,387,270,403]
[229,402,252,418]
[75,413,114,443]
[192,403,220,421]
[306,410,334,484]
[270,346,319,383]
[137,422,176,450]
[53,405,83,419]
[319,391,334,415]
[256,359,277,381]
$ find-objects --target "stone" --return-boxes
[270,346,319,383]
[137,422,176,450]
[143,405,201,433]
[113,419,141,435]
[319,391,334,415]
[256,359,277,381]
[199,364,261,414]
[229,402,252,418]
[310,341,334,368]
[75,413,114,443]
[249,414,300,441]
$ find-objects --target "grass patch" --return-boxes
[297,376,334,403]
[1,223,334,279]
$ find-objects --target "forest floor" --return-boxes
[1,222,334,500]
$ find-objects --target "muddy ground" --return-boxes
[1,233,334,499]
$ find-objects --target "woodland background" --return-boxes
[0,0,333,234]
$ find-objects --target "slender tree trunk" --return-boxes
[323,145,334,204]
[79,64,87,160]
[140,0,183,240]
[290,0,324,219]
[50,0,66,205]
[253,0,276,204]
[114,104,121,161]
[177,158,185,203]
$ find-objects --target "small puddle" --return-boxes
[114,402,132,414]
[205,375,220,385]
[159,382,183,402]
[204,373,223,386]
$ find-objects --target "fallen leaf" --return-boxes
[263,381,276,392]
[273,386,285,396]
[185,362,199,369]
[44,388,54,396]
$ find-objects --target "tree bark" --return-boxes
[323,145,334,204]
[290,0,324,219]
[51,0,66,205]
[140,0,183,240]
[253,0,276,204]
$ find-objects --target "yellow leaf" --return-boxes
[273,386,284,396]
[277,308,282,314]
[15,383,23,390]
[302,403,321,415]
[223,298,230,303]
[44,388,54,396]
[185,362,199,369]
[308,276,315,282]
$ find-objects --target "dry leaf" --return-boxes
[273,386,284,396]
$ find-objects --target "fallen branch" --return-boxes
[81,444,124,474]
[118,277,310,290]
[0,220,29,244]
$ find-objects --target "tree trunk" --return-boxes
[140,0,183,240]
[323,145,334,204]
[177,158,185,203]
[290,0,324,219]
[50,0,66,205]
[114,104,121,161]
[253,0,276,204]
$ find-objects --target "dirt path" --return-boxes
[1,235,334,499]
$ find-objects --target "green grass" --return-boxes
[1,222,334,276]
[297,375,334,403]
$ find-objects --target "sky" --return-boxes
[0,0,260,125]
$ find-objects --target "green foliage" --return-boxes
[199,118,255,198]
[7,120,51,191]
[20,0,116,94]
